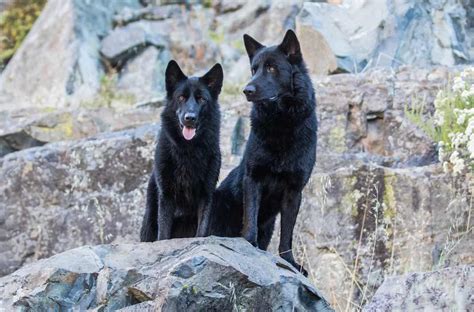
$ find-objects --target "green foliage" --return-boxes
[202,0,213,8]
[209,30,224,44]
[0,0,46,67]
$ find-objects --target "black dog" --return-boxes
[210,30,317,276]
[140,60,223,242]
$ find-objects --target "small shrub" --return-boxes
[0,0,47,68]
[406,67,474,176]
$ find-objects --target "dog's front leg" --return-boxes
[196,198,211,237]
[242,175,261,246]
[157,195,173,240]
[279,190,307,276]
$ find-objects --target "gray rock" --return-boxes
[117,46,170,102]
[297,0,472,73]
[100,21,168,66]
[0,0,142,109]
[296,23,338,76]
[0,106,162,157]
[0,124,157,277]
[269,162,472,308]
[113,4,181,25]
[0,237,333,311]
[364,266,474,311]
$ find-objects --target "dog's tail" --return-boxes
[140,171,159,242]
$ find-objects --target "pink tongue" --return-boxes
[182,127,196,140]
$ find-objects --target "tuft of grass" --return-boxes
[81,73,135,109]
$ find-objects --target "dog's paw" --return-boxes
[243,233,258,247]
[295,264,308,277]
[287,259,308,277]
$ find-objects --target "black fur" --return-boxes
[210,30,317,276]
[140,60,223,242]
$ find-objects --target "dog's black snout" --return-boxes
[184,112,196,122]
[243,85,256,96]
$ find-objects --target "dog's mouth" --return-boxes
[179,123,197,141]
[182,127,196,140]
[250,94,280,103]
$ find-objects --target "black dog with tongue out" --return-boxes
[140,60,223,242]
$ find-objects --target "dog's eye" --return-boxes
[251,67,257,75]
[196,95,205,103]
[267,65,276,73]
[178,95,186,102]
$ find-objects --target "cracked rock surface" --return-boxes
[0,237,333,311]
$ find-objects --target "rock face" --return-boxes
[0,125,156,276]
[0,237,333,311]
[364,266,474,311]
[1,67,472,311]
[0,0,142,109]
[0,106,163,157]
[297,0,472,73]
[1,0,472,111]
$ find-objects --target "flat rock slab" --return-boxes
[364,266,474,311]
[100,21,168,65]
[0,237,333,311]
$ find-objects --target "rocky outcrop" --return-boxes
[0,0,143,109]
[0,237,333,311]
[0,124,156,276]
[0,105,162,157]
[364,266,474,311]
[297,0,472,73]
[1,67,472,310]
[1,0,472,109]
[268,162,472,308]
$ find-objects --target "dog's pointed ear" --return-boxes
[278,29,302,62]
[243,34,264,60]
[165,60,187,94]
[200,63,223,97]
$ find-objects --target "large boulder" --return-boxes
[0,125,156,276]
[269,162,472,308]
[297,0,472,73]
[364,266,474,311]
[0,105,163,157]
[0,0,143,109]
[0,237,333,311]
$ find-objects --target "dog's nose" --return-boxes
[243,85,256,96]
[184,112,196,122]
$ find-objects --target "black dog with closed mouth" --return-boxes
[140,60,223,242]
[210,30,317,276]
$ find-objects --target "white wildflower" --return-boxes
[460,67,474,80]
[449,150,465,175]
[449,132,467,149]
[466,117,474,137]
[452,76,465,93]
[438,142,447,162]
[433,110,445,126]
[442,161,450,173]
[461,85,474,101]
[468,134,474,159]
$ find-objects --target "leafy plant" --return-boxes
[0,0,47,67]
[406,67,474,175]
